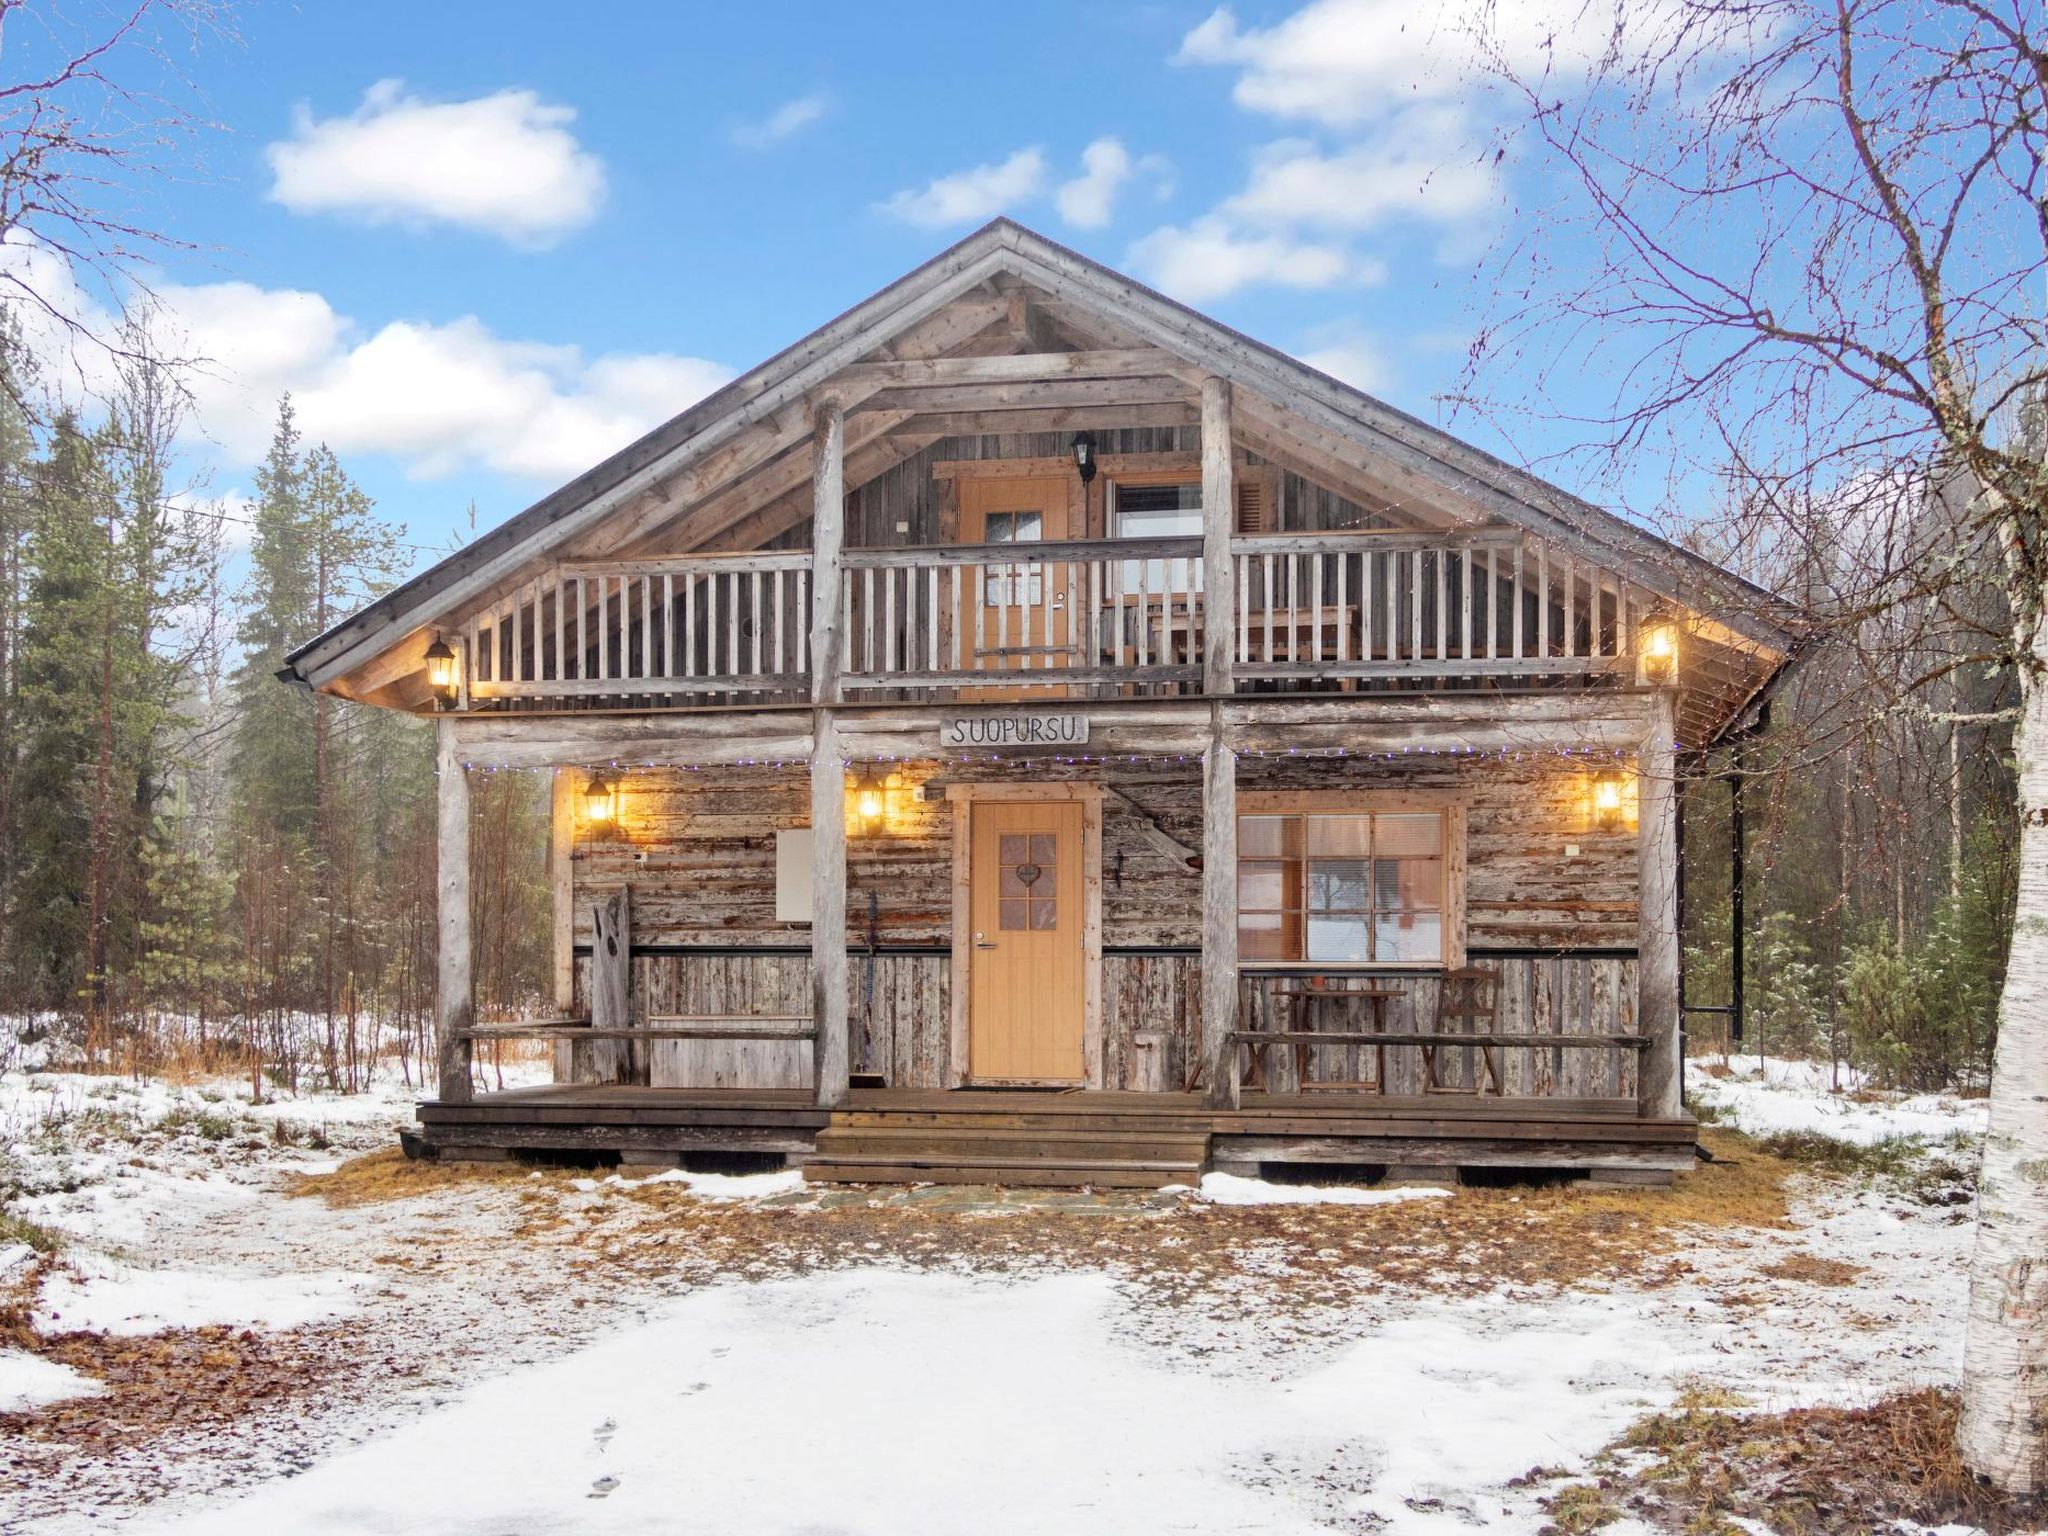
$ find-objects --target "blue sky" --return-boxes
[53,0,1595,574]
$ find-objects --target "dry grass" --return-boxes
[1540,1387,2048,1535]
[1759,1253,1866,1286]
[287,1127,1799,1307]
[287,1146,540,1207]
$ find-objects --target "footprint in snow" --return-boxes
[589,1475,620,1499]
[593,1418,617,1447]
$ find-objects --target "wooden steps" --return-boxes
[806,1094,1212,1188]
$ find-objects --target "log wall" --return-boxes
[563,748,1641,1093]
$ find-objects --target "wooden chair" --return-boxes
[1429,966,1502,1095]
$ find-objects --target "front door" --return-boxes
[959,475,1074,699]
[968,800,1085,1083]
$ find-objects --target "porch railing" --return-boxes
[461,530,1651,707]
[840,535,1204,697]
[1232,531,1643,683]
[468,552,812,705]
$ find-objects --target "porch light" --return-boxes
[1591,770,1627,831]
[423,636,458,707]
[582,771,617,830]
[852,770,888,836]
[1072,432,1098,487]
[1639,620,1678,683]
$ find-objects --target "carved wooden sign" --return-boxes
[938,712,1090,750]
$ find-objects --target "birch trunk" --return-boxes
[1961,626,2048,1489]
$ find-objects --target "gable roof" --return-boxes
[282,218,1799,695]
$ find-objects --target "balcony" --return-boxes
[464,529,1649,710]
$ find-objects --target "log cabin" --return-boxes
[281,220,1796,1188]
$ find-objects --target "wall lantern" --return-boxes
[1591,770,1628,832]
[851,769,888,837]
[1638,620,1679,683]
[582,771,618,831]
[1071,432,1098,487]
[423,635,458,708]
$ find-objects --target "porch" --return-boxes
[413,1084,1699,1186]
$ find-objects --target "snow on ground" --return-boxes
[0,1347,102,1414]
[1198,1171,1457,1207]
[0,1052,2001,1534]
[1689,1055,1988,1147]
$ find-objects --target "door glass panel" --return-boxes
[999,898,1028,931]
[982,510,1045,607]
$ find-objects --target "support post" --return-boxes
[1637,691,1683,1118]
[590,886,633,1083]
[549,768,575,1082]
[1730,758,1746,1044]
[811,713,850,1107]
[809,395,850,1108]
[1200,376,1236,697]
[435,719,474,1104]
[810,394,846,706]
[1201,719,1240,1108]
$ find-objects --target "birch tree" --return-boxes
[1464,0,2047,1488]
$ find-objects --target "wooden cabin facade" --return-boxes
[283,222,1795,1187]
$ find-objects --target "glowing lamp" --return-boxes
[423,636,458,707]
[1639,621,1678,683]
[1591,771,1626,831]
[583,772,617,830]
[852,770,887,836]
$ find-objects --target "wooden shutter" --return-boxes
[1234,472,1274,534]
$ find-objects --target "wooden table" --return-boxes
[1262,983,1404,1093]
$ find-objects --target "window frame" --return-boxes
[1235,790,1467,971]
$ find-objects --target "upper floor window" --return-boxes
[1237,807,1448,965]
[1110,479,1202,594]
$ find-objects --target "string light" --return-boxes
[453,742,1658,774]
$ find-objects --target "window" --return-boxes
[979,508,1044,607]
[1237,808,1447,965]
[1110,480,1202,594]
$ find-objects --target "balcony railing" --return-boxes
[463,530,1648,709]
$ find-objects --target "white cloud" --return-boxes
[1126,217,1385,303]
[879,148,1048,228]
[1054,138,1173,229]
[1224,115,1498,231]
[0,234,730,484]
[1293,325,1391,391]
[732,93,830,150]
[266,79,607,246]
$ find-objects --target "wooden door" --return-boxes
[959,476,1073,698]
[968,800,1085,1083]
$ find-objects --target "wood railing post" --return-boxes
[435,719,474,1104]
[1637,689,1683,1119]
[809,394,851,1109]
[1202,719,1241,1108]
[1200,376,1236,696]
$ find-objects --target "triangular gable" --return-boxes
[283,219,1797,692]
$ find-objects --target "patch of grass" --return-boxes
[1561,1387,2048,1536]
[0,1209,61,1255]
[1751,1129,1926,1179]
[289,1147,537,1207]
[1758,1253,1866,1286]
[1539,1481,1624,1533]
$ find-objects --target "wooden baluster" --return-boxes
[1410,549,1424,661]
[927,567,939,673]
[751,570,765,678]
[1563,554,1576,658]
[728,571,742,678]
[1362,550,1375,663]
[1435,548,1447,660]
[1261,552,1275,665]
[1334,546,1348,664]
[1462,545,1474,660]
[1236,548,1250,669]
[1536,544,1549,657]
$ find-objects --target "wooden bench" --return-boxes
[1226,1029,1650,1100]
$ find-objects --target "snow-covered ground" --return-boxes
[1688,1054,1990,1148]
[0,1054,2000,1535]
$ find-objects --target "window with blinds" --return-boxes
[1237,809,1447,965]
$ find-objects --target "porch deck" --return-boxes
[411,1085,1699,1186]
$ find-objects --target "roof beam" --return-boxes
[835,348,1190,389]
[903,403,1198,436]
[863,377,1196,414]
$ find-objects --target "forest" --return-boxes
[0,290,2020,1098]
[0,321,552,1094]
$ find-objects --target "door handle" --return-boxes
[974,930,997,950]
